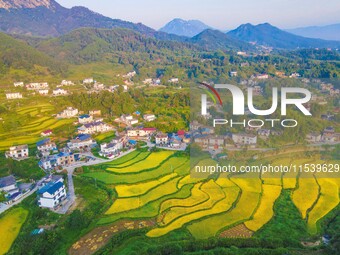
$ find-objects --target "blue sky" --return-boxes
[57,0,340,30]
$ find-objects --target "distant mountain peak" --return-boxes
[227,22,340,49]
[0,0,55,10]
[159,18,211,37]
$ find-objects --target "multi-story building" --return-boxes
[37,177,66,209]
[232,133,257,146]
[5,145,29,159]
[77,121,113,134]
[6,93,23,99]
[39,152,76,170]
[67,134,97,150]
[56,107,78,118]
[155,133,169,145]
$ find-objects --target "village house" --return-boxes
[255,74,269,80]
[61,80,74,86]
[237,51,247,56]
[0,175,19,196]
[5,145,29,160]
[37,176,66,209]
[119,114,138,125]
[289,72,301,78]
[123,71,136,79]
[41,130,53,137]
[143,78,153,85]
[99,136,127,158]
[168,78,179,83]
[229,71,238,77]
[26,82,49,90]
[57,107,78,118]
[258,129,271,137]
[39,152,77,170]
[232,133,257,146]
[143,114,157,122]
[89,110,101,116]
[6,93,23,99]
[93,82,105,90]
[13,82,24,87]
[83,78,94,84]
[67,134,97,150]
[194,135,225,150]
[53,88,68,96]
[155,132,169,145]
[321,127,340,143]
[38,89,49,95]
[78,121,113,134]
[306,132,322,143]
[321,114,335,121]
[36,138,57,153]
[127,127,157,138]
[78,114,93,124]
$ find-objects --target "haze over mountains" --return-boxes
[287,23,340,41]
[0,0,339,50]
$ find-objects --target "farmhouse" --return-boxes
[83,78,94,84]
[67,134,97,150]
[255,74,269,79]
[155,132,169,145]
[143,114,156,122]
[5,145,29,160]
[127,127,157,138]
[99,136,126,158]
[6,93,23,99]
[194,135,225,150]
[78,121,113,134]
[168,78,179,83]
[306,132,322,143]
[26,82,49,90]
[78,114,93,124]
[57,107,78,118]
[258,129,271,137]
[39,152,77,170]
[229,71,238,77]
[89,110,101,116]
[14,82,24,87]
[232,133,257,146]
[37,138,57,153]
[61,80,74,86]
[53,88,68,96]
[37,177,66,209]
[41,130,53,137]
[0,175,18,194]
[38,90,49,95]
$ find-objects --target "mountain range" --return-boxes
[0,0,339,51]
[159,18,211,37]
[287,23,340,41]
[227,23,340,49]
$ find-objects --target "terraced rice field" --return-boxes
[81,151,339,239]
[0,208,28,255]
[245,185,282,231]
[107,151,174,173]
[0,103,73,150]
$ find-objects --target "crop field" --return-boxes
[0,103,73,150]
[83,157,188,185]
[245,185,282,231]
[79,151,339,241]
[106,151,174,173]
[307,178,339,234]
[292,173,320,219]
[0,207,28,255]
